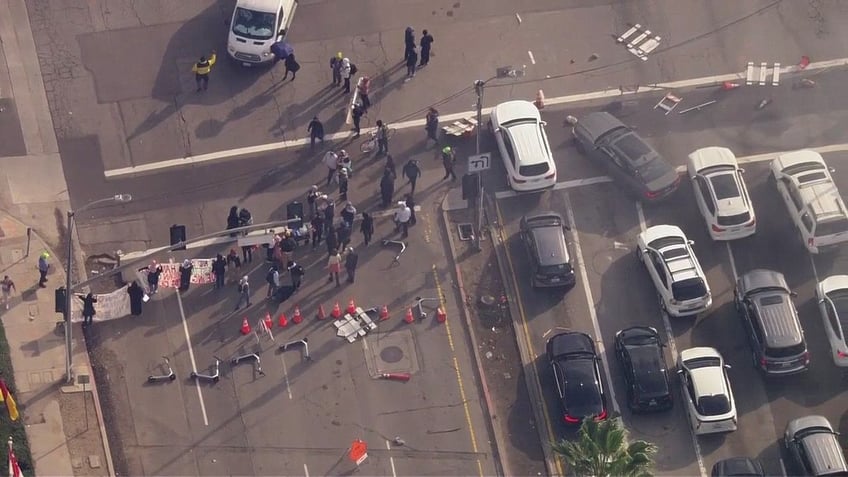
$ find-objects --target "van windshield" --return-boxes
[232,7,277,40]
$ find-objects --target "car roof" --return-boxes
[800,181,846,220]
[687,360,727,398]
[548,332,595,358]
[688,147,738,173]
[753,293,803,348]
[803,433,848,474]
[530,226,570,266]
[738,269,789,295]
[575,112,627,143]
[505,122,548,167]
[494,100,540,124]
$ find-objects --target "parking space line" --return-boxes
[175,289,209,426]
[561,192,620,414]
[280,354,293,400]
[385,440,398,477]
[725,242,739,280]
[303,463,309,477]
[635,202,707,477]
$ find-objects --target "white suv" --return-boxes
[678,347,737,435]
[771,150,848,254]
[687,147,756,241]
[637,225,712,317]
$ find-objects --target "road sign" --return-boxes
[349,439,368,465]
[467,153,491,172]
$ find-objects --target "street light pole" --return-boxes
[64,194,132,383]
[472,80,485,252]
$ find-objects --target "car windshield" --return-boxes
[519,162,550,177]
[648,236,685,250]
[709,173,741,200]
[232,7,277,40]
[816,217,848,237]
[828,289,848,334]
[672,278,707,301]
[697,394,730,415]
[684,356,721,369]
[766,342,806,358]
[501,118,537,128]
[539,263,573,275]
[783,161,825,177]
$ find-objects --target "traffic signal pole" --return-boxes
[472,80,485,252]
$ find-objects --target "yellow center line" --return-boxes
[432,265,484,477]
[494,200,565,477]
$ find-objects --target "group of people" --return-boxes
[404,27,434,79]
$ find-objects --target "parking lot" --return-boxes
[490,66,848,476]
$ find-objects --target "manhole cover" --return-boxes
[380,346,404,363]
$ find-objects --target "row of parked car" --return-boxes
[498,104,848,475]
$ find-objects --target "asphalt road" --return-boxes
[491,66,848,476]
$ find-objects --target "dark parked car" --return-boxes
[614,326,673,412]
[710,457,766,477]
[572,112,680,201]
[546,331,608,425]
[784,415,848,476]
[519,212,575,288]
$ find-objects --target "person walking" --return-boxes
[323,150,339,185]
[405,47,418,78]
[234,276,251,311]
[442,145,457,181]
[419,30,434,67]
[288,260,305,291]
[79,292,97,326]
[327,249,342,287]
[226,205,240,237]
[403,159,422,195]
[406,194,417,226]
[338,168,350,201]
[344,247,359,283]
[266,265,280,299]
[380,169,395,208]
[311,214,325,249]
[341,57,353,94]
[425,108,439,145]
[357,76,371,112]
[376,120,389,155]
[384,155,397,181]
[1,276,15,310]
[330,51,343,86]
[341,202,357,228]
[338,222,352,250]
[281,53,300,81]
[213,254,227,289]
[147,262,163,294]
[127,281,144,316]
[226,248,241,283]
[37,251,49,288]
[178,259,193,292]
[307,117,324,149]
[351,103,364,137]
[360,212,374,245]
[192,50,217,92]
[394,202,412,238]
[404,27,415,61]
[326,225,338,257]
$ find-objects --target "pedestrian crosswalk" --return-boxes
[616,23,662,61]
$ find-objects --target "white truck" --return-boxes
[226,0,297,66]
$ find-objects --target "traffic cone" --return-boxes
[264,312,273,331]
[278,312,288,327]
[379,305,390,321]
[317,304,327,320]
[379,372,411,382]
[534,89,545,109]
[721,81,740,91]
[436,307,447,323]
[240,317,251,335]
[347,298,357,314]
[799,55,810,70]
[292,305,303,324]
[331,301,342,319]
[404,307,414,324]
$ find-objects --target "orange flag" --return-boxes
[0,380,19,422]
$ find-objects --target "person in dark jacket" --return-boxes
[419,30,434,67]
[351,104,364,137]
[406,47,418,78]
[79,292,97,326]
[288,260,305,291]
[323,201,336,235]
[404,27,415,61]
[403,159,422,195]
[385,155,397,181]
[405,194,417,226]
[212,254,227,289]
[307,117,324,149]
[344,247,359,283]
[226,206,240,237]
[360,212,374,245]
[380,169,395,207]
[425,108,439,145]
[311,214,325,249]
[325,225,338,257]
[282,53,300,80]
[127,281,144,316]
[337,222,352,250]
[178,259,193,292]
[340,202,356,227]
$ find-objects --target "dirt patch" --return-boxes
[58,391,109,476]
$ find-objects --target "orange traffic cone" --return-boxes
[278,312,288,327]
[404,307,414,324]
[292,305,303,324]
[436,307,447,323]
[317,304,327,320]
[240,317,251,335]
[534,89,545,109]
[331,301,342,319]
[379,305,390,321]
[379,372,411,382]
[264,312,273,330]
[721,81,740,91]
[347,299,357,314]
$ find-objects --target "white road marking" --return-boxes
[385,440,398,477]
[562,191,620,414]
[528,50,536,65]
[515,13,522,24]
[726,242,738,281]
[103,57,848,178]
[303,463,310,477]
[495,176,614,198]
[280,353,293,400]
[176,289,209,426]
[635,201,707,477]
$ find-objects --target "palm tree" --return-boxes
[551,416,657,477]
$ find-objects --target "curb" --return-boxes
[439,198,507,477]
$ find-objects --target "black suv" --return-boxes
[614,326,673,412]
[572,112,680,201]
[546,331,608,425]
[734,269,810,376]
[519,212,575,288]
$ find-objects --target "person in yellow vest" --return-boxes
[192,50,217,92]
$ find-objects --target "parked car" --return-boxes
[784,415,848,476]
[546,331,608,424]
[734,269,810,376]
[710,457,766,477]
[677,347,737,435]
[519,212,575,288]
[614,326,673,412]
[636,224,712,317]
[572,112,679,201]
[490,100,557,192]
[227,0,298,66]
[687,147,756,240]
[816,275,848,367]
[771,150,848,254]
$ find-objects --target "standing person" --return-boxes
[327,249,342,286]
[234,276,251,311]
[344,247,359,283]
[406,194,417,226]
[127,281,144,316]
[325,225,338,257]
[266,265,280,298]
[323,150,339,185]
[341,58,353,94]
[287,260,305,291]
[404,27,415,61]
[338,168,350,201]
[226,248,241,283]
[192,50,217,92]
[226,206,240,237]
[147,262,163,294]
[337,149,352,177]
[37,252,49,288]
[281,53,300,81]
[384,155,397,181]
[307,117,324,149]
[360,212,374,245]
[79,293,97,326]
[241,244,254,265]
[357,76,372,111]
[238,206,254,265]
[311,214,325,249]
[330,52,343,86]
[1,276,15,310]
[351,103,364,137]
[178,259,193,292]
[306,185,321,218]
[419,30,434,67]
[376,120,390,156]
[324,200,336,235]
[394,202,412,238]
[403,159,422,194]
[405,47,418,78]
[337,222,352,250]
[380,169,395,207]
[213,254,227,289]
[341,202,357,228]
[425,108,439,145]
[441,145,457,181]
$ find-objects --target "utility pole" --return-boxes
[472,80,485,252]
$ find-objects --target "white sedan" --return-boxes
[816,275,848,367]
[490,100,557,192]
[677,347,737,435]
[687,147,756,240]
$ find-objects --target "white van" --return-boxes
[227,0,297,66]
